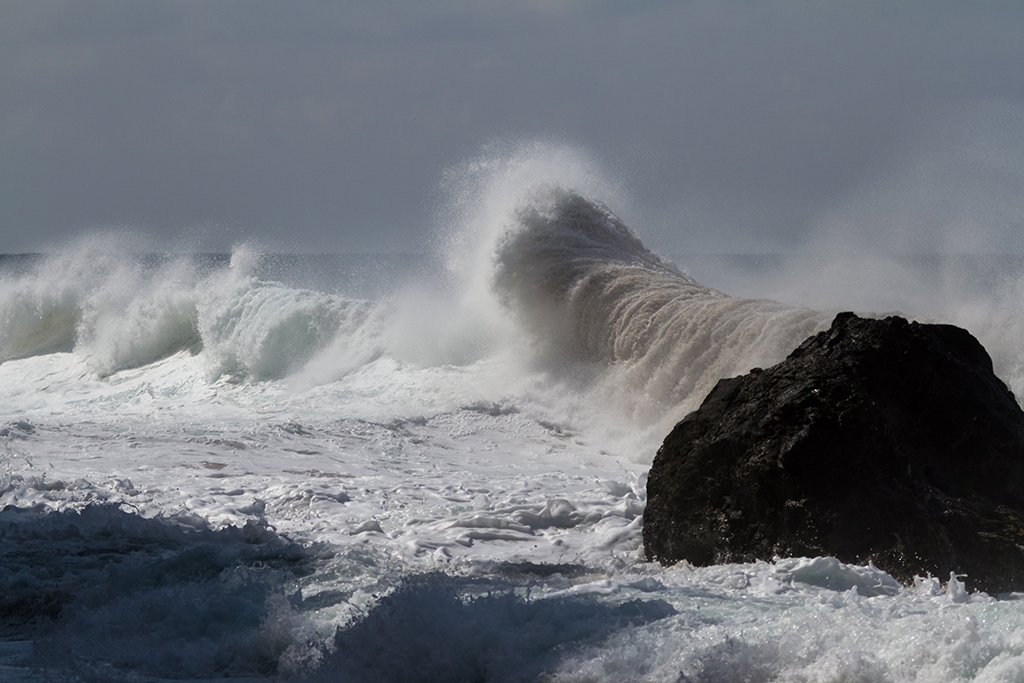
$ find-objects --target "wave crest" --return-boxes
[492,189,829,418]
[0,243,386,383]
[198,273,375,382]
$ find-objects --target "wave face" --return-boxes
[196,250,380,381]
[0,246,203,373]
[0,246,386,383]
[490,187,829,422]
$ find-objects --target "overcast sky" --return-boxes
[2,0,1023,255]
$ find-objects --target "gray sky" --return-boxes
[2,0,1023,254]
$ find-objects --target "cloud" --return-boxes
[1,0,1023,253]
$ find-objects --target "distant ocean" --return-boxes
[4,158,1024,681]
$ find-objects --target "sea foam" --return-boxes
[5,144,1024,682]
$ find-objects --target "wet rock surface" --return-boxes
[643,312,1024,594]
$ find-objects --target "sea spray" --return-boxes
[0,275,80,363]
[0,250,90,363]
[488,187,830,434]
[436,142,627,353]
[77,256,201,377]
[0,236,203,372]
[430,144,834,447]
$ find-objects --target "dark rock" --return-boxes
[643,312,1024,594]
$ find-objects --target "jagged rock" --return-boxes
[643,312,1024,594]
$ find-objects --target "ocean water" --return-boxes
[5,153,1024,682]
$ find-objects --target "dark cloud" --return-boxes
[1,0,1023,254]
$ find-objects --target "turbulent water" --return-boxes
[6,152,1024,682]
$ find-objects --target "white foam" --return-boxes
[3,146,1024,682]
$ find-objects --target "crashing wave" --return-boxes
[491,189,829,413]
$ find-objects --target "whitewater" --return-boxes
[5,148,1024,682]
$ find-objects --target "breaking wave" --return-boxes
[7,144,1024,683]
[1,182,830,427]
[490,188,829,417]
[0,244,387,382]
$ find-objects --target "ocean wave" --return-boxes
[77,258,202,377]
[0,182,835,423]
[0,243,203,374]
[198,276,371,382]
[0,279,80,363]
[491,188,830,417]
[0,244,388,382]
